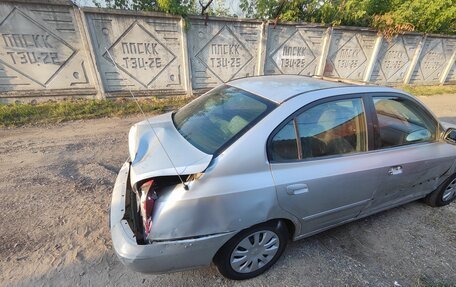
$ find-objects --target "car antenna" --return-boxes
[104,48,189,190]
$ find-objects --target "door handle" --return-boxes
[388,165,403,175]
[286,183,309,195]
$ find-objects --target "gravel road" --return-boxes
[0,94,455,287]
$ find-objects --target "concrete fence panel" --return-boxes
[0,0,98,102]
[447,62,456,84]
[187,17,262,91]
[264,24,327,76]
[410,37,456,84]
[1,4,456,102]
[323,28,378,81]
[84,8,187,95]
[370,35,422,84]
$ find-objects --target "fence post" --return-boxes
[316,27,332,76]
[363,35,383,83]
[403,35,427,85]
[440,49,456,85]
[76,7,106,99]
[256,21,268,76]
[180,18,193,95]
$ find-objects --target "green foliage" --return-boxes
[95,0,455,35]
[156,0,197,15]
[96,0,236,17]
[373,0,456,35]
[99,0,197,16]
[239,0,390,23]
[207,0,231,16]
[239,0,455,35]
[239,0,280,20]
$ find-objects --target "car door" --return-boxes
[268,95,382,236]
[363,94,456,213]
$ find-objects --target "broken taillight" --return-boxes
[139,180,157,238]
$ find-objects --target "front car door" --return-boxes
[268,95,381,236]
[361,93,456,214]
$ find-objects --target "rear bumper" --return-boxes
[110,162,235,273]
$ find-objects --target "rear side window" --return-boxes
[373,97,436,148]
[269,120,299,161]
[270,98,367,162]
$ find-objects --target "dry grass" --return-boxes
[0,96,194,127]
[396,85,456,96]
[2,84,455,127]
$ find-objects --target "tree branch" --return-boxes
[273,0,286,28]
[199,0,214,15]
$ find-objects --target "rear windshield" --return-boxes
[173,85,275,154]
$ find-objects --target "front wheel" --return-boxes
[425,173,456,207]
[214,220,288,280]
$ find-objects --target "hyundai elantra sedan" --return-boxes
[110,75,456,280]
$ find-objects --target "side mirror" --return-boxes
[444,128,456,144]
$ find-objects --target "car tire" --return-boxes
[425,173,456,207]
[213,220,288,280]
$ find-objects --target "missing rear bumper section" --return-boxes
[110,162,235,273]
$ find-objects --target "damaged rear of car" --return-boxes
[110,161,238,273]
[109,85,283,273]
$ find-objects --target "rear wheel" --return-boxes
[214,220,288,280]
[425,173,456,207]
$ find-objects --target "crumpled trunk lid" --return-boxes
[128,112,212,186]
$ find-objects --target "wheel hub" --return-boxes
[442,178,456,202]
[230,230,280,273]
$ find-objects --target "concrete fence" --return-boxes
[1,0,456,103]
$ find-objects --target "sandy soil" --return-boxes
[0,94,455,287]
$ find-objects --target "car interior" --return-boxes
[373,98,434,148]
[270,99,366,161]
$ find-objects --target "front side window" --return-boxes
[373,97,436,148]
[270,98,367,161]
[173,85,275,154]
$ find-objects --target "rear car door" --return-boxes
[268,95,381,236]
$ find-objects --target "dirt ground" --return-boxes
[0,94,455,287]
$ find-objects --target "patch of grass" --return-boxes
[0,96,194,127]
[2,84,455,127]
[395,85,456,96]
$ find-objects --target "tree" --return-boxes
[373,0,456,35]
[95,0,455,35]
[239,0,455,35]
[239,0,391,24]
[97,0,198,16]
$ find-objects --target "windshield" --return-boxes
[173,85,275,154]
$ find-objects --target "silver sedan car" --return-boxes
[110,75,456,280]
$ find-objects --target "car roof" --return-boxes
[228,75,351,103]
